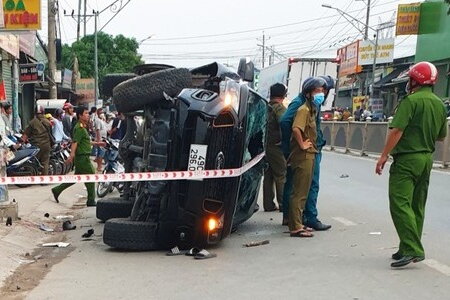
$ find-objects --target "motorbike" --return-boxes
[96,138,125,198]
[49,141,72,176]
[3,135,43,188]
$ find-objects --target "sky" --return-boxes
[39,0,422,68]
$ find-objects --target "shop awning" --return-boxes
[374,65,409,88]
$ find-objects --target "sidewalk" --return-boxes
[0,182,93,287]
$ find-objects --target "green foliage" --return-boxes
[60,32,143,97]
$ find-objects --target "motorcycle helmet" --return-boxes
[318,75,335,90]
[408,62,438,86]
[301,77,327,96]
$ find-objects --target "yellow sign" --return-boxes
[2,0,41,30]
[352,96,368,114]
[396,3,421,36]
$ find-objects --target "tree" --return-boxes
[60,32,143,96]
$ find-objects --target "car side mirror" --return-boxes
[237,58,255,83]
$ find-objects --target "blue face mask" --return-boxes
[312,92,325,107]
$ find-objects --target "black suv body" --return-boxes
[102,62,267,250]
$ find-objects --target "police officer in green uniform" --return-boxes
[52,106,104,206]
[22,105,52,175]
[376,62,447,268]
[263,83,287,212]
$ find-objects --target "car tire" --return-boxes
[112,68,192,113]
[103,218,158,250]
[96,197,134,222]
[101,73,137,98]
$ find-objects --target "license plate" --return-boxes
[188,144,207,176]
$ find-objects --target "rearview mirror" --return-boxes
[237,58,255,82]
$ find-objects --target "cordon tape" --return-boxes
[0,153,265,185]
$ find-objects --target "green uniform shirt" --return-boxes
[72,122,92,156]
[289,101,318,166]
[390,86,447,156]
[267,101,286,146]
[24,115,52,147]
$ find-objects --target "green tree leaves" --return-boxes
[60,32,143,97]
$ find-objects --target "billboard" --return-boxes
[337,41,362,77]
[1,0,41,30]
[396,3,421,35]
[76,78,95,103]
[358,38,395,65]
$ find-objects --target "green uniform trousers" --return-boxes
[289,157,314,231]
[263,144,287,211]
[52,155,96,204]
[389,152,432,257]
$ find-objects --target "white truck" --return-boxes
[257,58,337,110]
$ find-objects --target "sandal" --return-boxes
[302,226,314,232]
[290,230,314,238]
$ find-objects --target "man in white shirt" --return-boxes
[93,108,107,171]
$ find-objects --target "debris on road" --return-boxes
[62,221,76,231]
[39,224,54,232]
[243,240,270,247]
[166,246,188,256]
[6,216,12,226]
[194,249,217,259]
[42,242,70,248]
[340,174,350,178]
[82,229,94,238]
[44,213,50,218]
[369,232,382,235]
[53,215,74,221]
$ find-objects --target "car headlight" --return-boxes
[220,79,240,113]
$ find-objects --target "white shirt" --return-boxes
[52,118,70,143]
[95,117,108,139]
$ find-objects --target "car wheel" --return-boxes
[101,73,136,98]
[103,218,158,250]
[96,197,134,222]
[112,68,192,113]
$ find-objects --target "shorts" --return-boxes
[92,146,106,158]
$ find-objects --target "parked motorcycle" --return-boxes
[49,141,72,176]
[3,135,43,188]
[96,138,125,198]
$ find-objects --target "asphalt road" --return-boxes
[25,152,450,300]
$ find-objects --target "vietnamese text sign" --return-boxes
[352,96,368,113]
[19,63,44,83]
[0,33,19,57]
[358,38,395,65]
[337,41,362,77]
[396,3,421,35]
[76,78,95,103]
[2,0,41,30]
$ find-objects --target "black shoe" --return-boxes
[51,189,59,203]
[305,220,332,231]
[391,251,403,260]
[390,256,425,268]
[86,201,96,207]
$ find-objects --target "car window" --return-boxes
[243,91,267,163]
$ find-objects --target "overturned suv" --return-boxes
[99,61,267,250]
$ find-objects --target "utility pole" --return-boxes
[94,11,99,107]
[364,0,371,40]
[262,32,266,68]
[77,0,82,41]
[48,0,58,99]
[84,0,87,37]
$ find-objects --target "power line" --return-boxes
[147,0,399,42]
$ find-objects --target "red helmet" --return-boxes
[408,62,438,85]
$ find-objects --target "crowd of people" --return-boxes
[264,61,447,268]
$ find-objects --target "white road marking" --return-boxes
[423,259,450,276]
[332,217,357,226]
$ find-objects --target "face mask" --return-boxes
[312,92,325,107]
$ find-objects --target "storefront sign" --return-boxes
[358,38,395,65]
[337,41,362,77]
[396,3,421,35]
[0,80,6,100]
[76,78,95,103]
[338,74,357,89]
[19,31,35,56]
[370,98,384,119]
[19,63,44,83]
[2,0,41,30]
[0,33,19,57]
[62,69,72,89]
